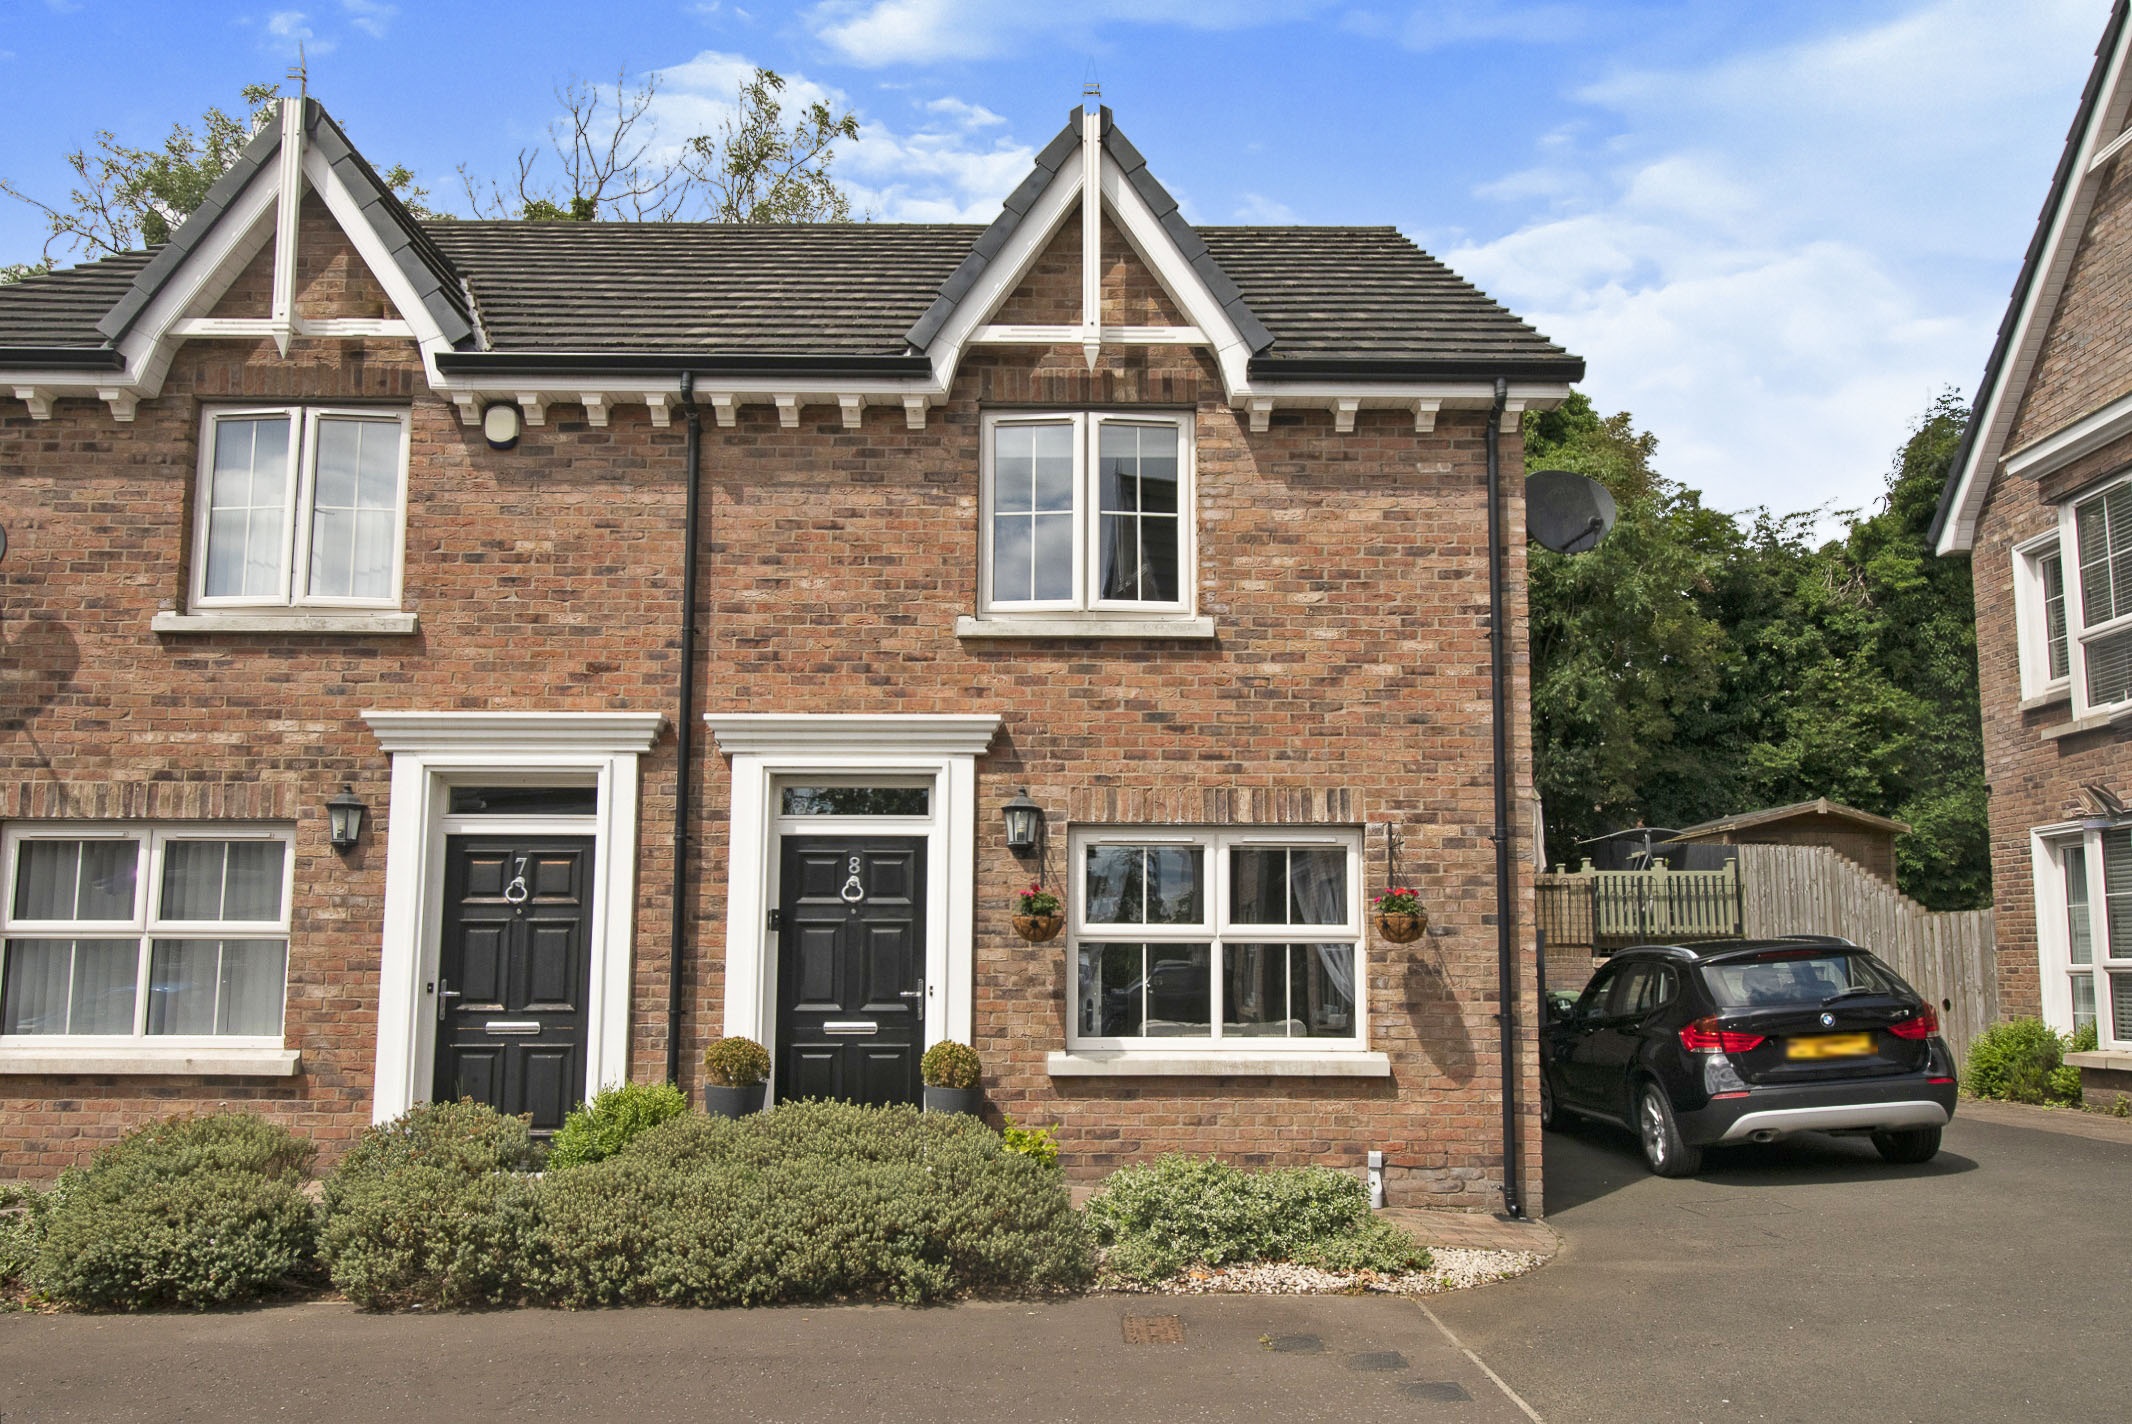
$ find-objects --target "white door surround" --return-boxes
[362,711,665,1123]
[704,714,1001,1056]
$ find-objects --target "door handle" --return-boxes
[899,981,925,1002]
[435,977,462,1023]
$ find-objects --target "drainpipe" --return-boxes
[1486,375,1526,1221]
[666,371,704,1085]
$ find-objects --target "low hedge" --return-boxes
[1087,1155,1429,1284]
[529,1101,1092,1307]
[546,1082,691,1170]
[34,1113,318,1311]
[318,1100,540,1310]
[1966,1018,2089,1106]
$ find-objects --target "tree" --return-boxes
[460,68,860,224]
[1,84,433,266]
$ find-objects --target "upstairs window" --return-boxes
[2014,535,2071,698]
[980,412,1194,617]
[192,407,409,611]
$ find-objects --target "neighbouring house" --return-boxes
[1666,798,1911,886]
[0,96,1583,1208]
[1932,0,2132,1101]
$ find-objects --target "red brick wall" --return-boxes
[0,205,1545,1212]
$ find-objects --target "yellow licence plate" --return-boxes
[1786,1032,1874,1060]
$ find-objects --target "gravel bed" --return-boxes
[1099,1246,1544,1297]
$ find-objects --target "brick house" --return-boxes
[1933,0,2132,1098]
[0,96,1583,1208]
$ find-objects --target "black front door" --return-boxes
[775,836,926,1105]
[432,836,596,1132]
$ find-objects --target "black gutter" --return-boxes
[1486,374,1525,1221]
[1248,354,1585,383]
[666,372,704,1086]
[0,348,126,371]
[435,351,933,379]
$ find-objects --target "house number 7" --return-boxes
[841,856,866,904]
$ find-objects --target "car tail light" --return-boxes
[1888,1008,1939,1041]
[1680,1018,1766,1053]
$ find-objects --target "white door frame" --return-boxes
[362,711,665,1123]
[704,715,1000,1058]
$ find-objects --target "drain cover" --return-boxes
[1399,1381,1473,1402]
[1122,1314,1185,1345]
[1265,1334,1325,1354]
[1347,1351,1409,1371]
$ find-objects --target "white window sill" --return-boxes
[1047,1050,1390,1078]
[2065,1049,2132,1072]
[153,611,418,635]
[2040,703,2132,741]
[956,615,1216,640]
[0,1046,301,1077]
[2019,684,2071,713]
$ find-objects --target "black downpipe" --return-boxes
[666,372,704,1085]
[1486,375,1525,1220]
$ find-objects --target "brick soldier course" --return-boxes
[0,97,1581,1210]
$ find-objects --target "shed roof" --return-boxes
[1668,799,1913,841]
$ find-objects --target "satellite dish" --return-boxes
[1526,469,1617,555]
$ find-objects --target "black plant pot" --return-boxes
[923,1086,981,1115]
[703,1082,766,1119]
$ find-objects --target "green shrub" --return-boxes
[319,1100,538,1310]
[0,1184,49,1303]
[34,1113,318,1310]
[546,1082,690,1171]
[1086,1156,1429,1285]
[1000,1117,1060,1167]
[1966,1018,2082,1105]
[920,1040,981,1090]
[2052,1021,2102,1104]
[703,1036,771,1087]
[527,1100,1092,1307]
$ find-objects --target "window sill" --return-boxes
[2019,684,2072,713]
[0,1046,301,1077]
[2039,704,2132,741]
[956,615,1216,641]
[152,611,418,635]
[2065,1049,2132,1072]
[1046,1050,1390,1078]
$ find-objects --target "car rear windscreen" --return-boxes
[1701,952,1905,1011]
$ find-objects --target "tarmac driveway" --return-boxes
[1431,1102,2132,1423]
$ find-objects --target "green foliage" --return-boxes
[691,69,861,223]
[703,1036,771,1087]
[546,1081,690,1170]
[0,1184,50,1303]
[1965,1018,2082,1105]
[34,1113,317,1310]
[1000,1117,1061,1167]
[1086,1156,1429,1285]
[1016,882,1062,916]
[319,1100,539,1310]
[920,1039,982,1089]
[1528,391,1990,909]
[528,1101,1092,1307]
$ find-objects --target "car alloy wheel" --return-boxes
[1637,1083,1702,1178]
[1540,1073,1559,1131]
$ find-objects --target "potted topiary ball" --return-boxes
[920,1039,982,1114]
[701,1036,771,1118]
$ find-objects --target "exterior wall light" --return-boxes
[482,402,522,450]
[327,784,367,850]
[1001,789,1044,858]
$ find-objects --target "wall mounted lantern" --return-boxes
[1001,789,1044,858]
[482,402,523,450]
[327,784,367,850]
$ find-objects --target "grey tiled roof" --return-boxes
[0,252,152,360]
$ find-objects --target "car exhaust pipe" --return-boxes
[1750,1129,1778,1144]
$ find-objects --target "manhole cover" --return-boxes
[1347,1351,1409,1371]
[1399,1381,1473,1402]
[1122,1314,1184,1345]
[1265,1334,1325,1354]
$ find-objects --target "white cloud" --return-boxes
[805,0,1332,67]
[1234,192,1298,223]
[1394,0,1587,51]
[339,0,396,38]
[263,10,336,56]
[1447,0,2102,524]
[645,51,1037,221]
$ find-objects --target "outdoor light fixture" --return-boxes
[482,402,523,450]
[326,784,367,850]
[1001,789,1044,858]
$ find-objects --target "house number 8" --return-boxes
[840,856,866,904]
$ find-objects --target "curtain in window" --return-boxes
[1289,849,1356,1005]
[203,416,292,599]
[308,416,401,600]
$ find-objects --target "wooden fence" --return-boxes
[1734,843,1997,1070]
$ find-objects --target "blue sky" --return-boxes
[0,1,2111,525]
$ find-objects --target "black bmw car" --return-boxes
[1541,936,1959,1177]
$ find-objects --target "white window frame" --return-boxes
[0,822,295,1060]
[1064,825,1370,1057]
[2057,471,2132,716]
[2012,531,2071,700]
[976,410,1197,621]
[2034,822,2132,1048]
[189,405,411,613]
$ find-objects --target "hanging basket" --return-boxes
[1375,910,1428,944]
[1012,912,1065,943]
